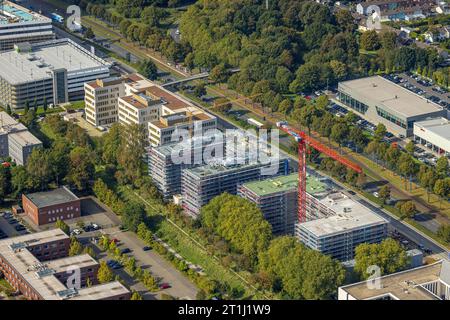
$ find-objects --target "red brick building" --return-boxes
[22,186,81,226]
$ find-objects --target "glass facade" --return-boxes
[375,106,410,129]
[338,91,369,114]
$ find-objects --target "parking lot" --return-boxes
[0,211,33,239]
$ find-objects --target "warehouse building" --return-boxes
[0,39,111,109]
[338,260,450,300]
[237,173,331,236]
[0,229,130,300]
[0,1,55,51]
[297,192,388,261]
[337,76,446,137]
[181,157,290,217]
[22,186,81,226]
[0,111,42,165]
[413,117,450,156]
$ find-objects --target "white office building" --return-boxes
[413,117,450,157]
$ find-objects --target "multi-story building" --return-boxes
[356,0,436,21]
[413,117,450,157]
[148,137,224,200]
[297,192,388,261]
[118,91,162,127]
[338,260,450,300]
[0,39,111,109]
[181,157,290,217]
[0,229,131,300]
[22,186,81,226]
[0,1,55,51]
[84,77,125,127]
[237,173,331,236]
[0,111,42,165]
[337,76,446,137]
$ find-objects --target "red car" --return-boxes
[159,283,171,290]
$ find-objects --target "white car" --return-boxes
[72,229,82,235]
[373,192,379,198]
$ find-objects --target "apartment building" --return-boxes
[0,111,42,165]
[297,192,388,261]
[181,157,290,218]
[0,230,130,300]
[0,1,55,51]
[237,173,331,236]
[117,91,162,127]
[84,77,125,127]
[339,260,450,300]
[22,186,81,226]
[0,39,111,109]
[356,0,435,21]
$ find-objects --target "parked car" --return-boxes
[142,246,152,251]
[159,283,171,290]
[120,248,131,254]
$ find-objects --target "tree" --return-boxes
[26,148,52,191]
[437,225,450,243]
[374,123,387,142]
[138,59,158,80]
[209,64,228,83]
[97,261,114,284]
[405,141,415,155]
[194,83,207,97]
[122,202,146,232]
[396,201,417,220]
[331,122,349,149]
[66,147,95,191]
[434,179,449,209]
[55,219,70,235]
[85,27,95,39]
[0,166,11,203]
[354,239,409,280]
[6,104,12,115]
[42,97,48,114]
[436,156,449,178]
[69,237,83,256]
[360,30,381,51]
[130,291,143,300]
[378,185,391,204]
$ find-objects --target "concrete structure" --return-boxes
[0,1,54,51]
[0,111,42,165]
[338,260,450,300]
[148,137,225,200]
[297,192,388,261]
[181,158,290,217]
[356,0,435,21]
[0,39,111,109]
[413,117,450,156]
[84,77,125,127]
[22,186,81,226]
[0,230,130,300]
[337,76,446,137]
[237,173,330,236]
[118,91,162,127]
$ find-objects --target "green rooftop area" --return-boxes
[242,173,327,197]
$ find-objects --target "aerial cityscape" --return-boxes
[0,0,450,307]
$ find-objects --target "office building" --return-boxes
[237,173,331,236]
[22,186,81,226]
[0,1,55,51]
[338,260,450,300]
[0,229,130,300]
[337,76,446,137]
[118,91,162,127]
[297,192,388,261]
[148,136,224,200]
[413,117,450,156]
[0,111,42,165]
[0,39,111,109]
[181,158,290,217]
[84,77,125,127]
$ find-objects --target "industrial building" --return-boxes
[0,111,42,165]
[297,192,388,261]
[413,117,450,156]
[338,260,450,300]
[181,157,290,217]
[0,39,111,109]
[237,173,331,236]
[337,76,446,137]
[22,186,81,226]
[0,229,131,300]
[0,1,55,51]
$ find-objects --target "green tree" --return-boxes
[360,30,381,51]
[6,104,12,115]
[69,237,83,256]
[405,141,415,155]
[85,27,95,39]
[97,261,114,284]
[194,83,207,97]
[396,200,417,220]
[378,185,391,204]
[122,202,146,232]
[130,291,143,300]
[374,123,387,142]
[434,179,449,209]
[65,147,95,191]
[138,59,158,80]
[437,225,450,243]
[354,238,409,280]
[55,219,70,235]
[436,156,449,178]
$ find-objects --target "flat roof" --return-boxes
[414,117,450,140]
[340,260,448,300]
[0,111,27,132]
[0,39,110,85]
[300,192,387,237]
[46,254,98,274]
[339,76,444,118]
[8,129,42,146]
[0,1,50,25]
[0,230,130,300]
[240,173,327,197]
[25,186,79,209]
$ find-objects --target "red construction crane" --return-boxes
[276,121,363,224]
